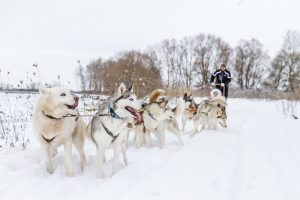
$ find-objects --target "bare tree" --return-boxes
[76,60,87,91]
[193,34,232,87]
[267,30,300,91]
[193,34,215,86]
[268,50,287,89]
[179,37,197,89]
[84,50,163,96]
[158,39,182,88]
[212,37,232,70]
[86,58,103,92]
[155,34,232,89]
[282,30,300,91]
[233,39,269,89]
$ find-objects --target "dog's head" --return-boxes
[183,93,197,116]
[158,97,175,120]
[157,96,169,109]
[183,93,193,103]
[114,83,142,123]
[38,87,79,118]
[148,89,169,110]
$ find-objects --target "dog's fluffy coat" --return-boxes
[87,83,142,178]
[33,87,87,176]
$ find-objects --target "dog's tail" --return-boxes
[211,96,227,107]
[172,97,185,119]
[150,89,165,103]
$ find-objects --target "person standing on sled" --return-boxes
[210,64,231,99]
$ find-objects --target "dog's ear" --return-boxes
[128,85,133,92]
[39,87,49,95]
[117,83,126,96]
[150,89,165,103]
[184,93,187,97]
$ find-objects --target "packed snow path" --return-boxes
[0,99,300,200]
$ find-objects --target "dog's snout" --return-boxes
[74,96,79,101]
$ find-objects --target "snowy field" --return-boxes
[0,94,300,200]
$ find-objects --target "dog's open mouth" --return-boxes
[125,106,142,123]
[66,101,78,110]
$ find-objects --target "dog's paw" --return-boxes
[80,162,86,172]
[123,157,128,166]
[47,166,54,174]
[97,172,104,179]
[66,170,75,177]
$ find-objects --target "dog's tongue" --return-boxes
[135,111,142,123]
[126,106,143,123]
[74,101,79,108]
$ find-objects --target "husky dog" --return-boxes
[134,89,184,148]
[191,96,227,135]
[181,93,198,132]
[166,96,185,145]
[87,83,142,178]
[33,87,87,176]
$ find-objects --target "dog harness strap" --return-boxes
[64,113,79,121]
[42,112,79,121]
[201,112,208,115]
[42,111,60,120]
[147,109,157,121]
[101,122,119,143]
[42,135,55,143]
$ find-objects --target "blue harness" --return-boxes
[108,104,125,120]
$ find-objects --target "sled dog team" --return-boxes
[33,84,227,177]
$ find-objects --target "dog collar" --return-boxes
[108,104,126,120]
[42,111,61,120]
[42,111,79,121]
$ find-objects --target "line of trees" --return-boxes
[77,30,300,96]
[77,51,162,97]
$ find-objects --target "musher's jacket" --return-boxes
[210,69,231,86]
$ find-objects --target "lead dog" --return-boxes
[87,83,142,178]
[33,87,87,176]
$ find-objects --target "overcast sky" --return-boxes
[0,0,299,89]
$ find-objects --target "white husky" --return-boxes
[33,87,87,176]
[87,83,142,178]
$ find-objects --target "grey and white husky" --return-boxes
[191,96,227,135]
[87,83,142,178]
[181,93,199,132]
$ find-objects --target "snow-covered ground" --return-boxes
[0,97,300,200]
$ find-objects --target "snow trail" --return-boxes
[1,99,300,200]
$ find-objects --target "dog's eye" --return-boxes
[60,93,66,97]
[129,98,133,101]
